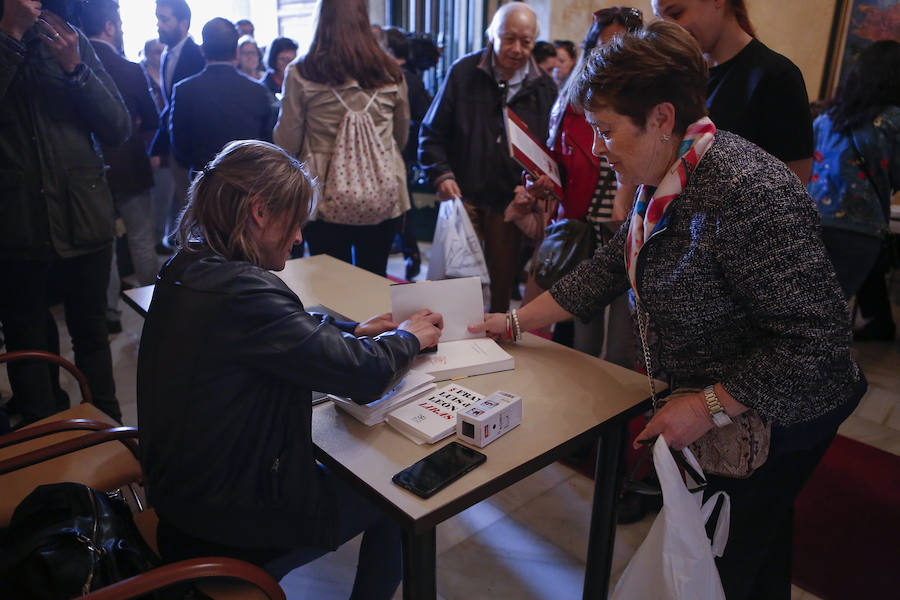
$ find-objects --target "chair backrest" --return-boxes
[0,412,142,527]
[0,424,286,600]
[1,350,93,404]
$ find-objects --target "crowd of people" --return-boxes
[0,0,897,598]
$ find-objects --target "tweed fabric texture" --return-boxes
[551,131,862,426]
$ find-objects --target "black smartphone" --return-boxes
[392,442,486,499]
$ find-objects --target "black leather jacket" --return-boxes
[137,248,419,549]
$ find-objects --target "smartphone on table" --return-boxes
[392,442,487,499]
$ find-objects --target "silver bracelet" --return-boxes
[510,308,522,342]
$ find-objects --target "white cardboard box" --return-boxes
[456,390,522,448]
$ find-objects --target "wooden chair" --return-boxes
[0,352,286,599]
[0,350,141,525]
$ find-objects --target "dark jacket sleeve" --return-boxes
[0,31,25,101]
[258,84,275,142]
[132,62,159,134]
[232,277,420,403]
[418,64,457,186]
[168,81,192,169]
[70,33,131,147]
[550,218,633,321]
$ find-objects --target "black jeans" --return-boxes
[0,248,120,423]
[303,217,401,278]
[158,465,402,600]
[704,435,835,600]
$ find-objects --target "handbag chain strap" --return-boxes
[636,302,660,414]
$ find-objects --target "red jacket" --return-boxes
[548,100,605,220]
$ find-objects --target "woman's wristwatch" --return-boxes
[703,385,732,427]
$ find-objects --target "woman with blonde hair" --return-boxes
[274,0,409,277]
[137,140,441,597]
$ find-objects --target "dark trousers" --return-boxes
[158,465,402,600]
[464,204,523,313]
[303,217,400,278]
[0,247,120,423]
[820,227,883,299]
[856,245,895,327]
[705,435,835,600]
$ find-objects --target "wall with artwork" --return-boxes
[821,0,900,98]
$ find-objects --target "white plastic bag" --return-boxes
[427,198,490,306]
[612,435,731,600]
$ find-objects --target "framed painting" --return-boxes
[821,0,900,99]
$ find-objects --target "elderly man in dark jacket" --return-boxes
[0,0,131,423]
[419,2,556,313]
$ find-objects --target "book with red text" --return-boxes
[503,107,563,200]
[385,384,483,444]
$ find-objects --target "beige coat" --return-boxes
[274,66,411,221]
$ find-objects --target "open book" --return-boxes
[385,383,483,444]
[504,107,563,201]
[391,277,514,381]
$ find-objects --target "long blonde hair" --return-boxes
[177,140,316,266]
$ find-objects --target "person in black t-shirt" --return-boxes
[653,0,813,184]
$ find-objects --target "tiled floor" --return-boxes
[2,245,897,600]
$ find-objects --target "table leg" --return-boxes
[402,527,437,600]
[583,418,627,600]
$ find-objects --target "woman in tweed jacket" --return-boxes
[472,22,865,599]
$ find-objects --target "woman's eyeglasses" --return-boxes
[593,6,643,27]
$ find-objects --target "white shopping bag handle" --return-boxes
[654,436,731,557]
[700,491,731,557]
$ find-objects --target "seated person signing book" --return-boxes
[136,140,442,598]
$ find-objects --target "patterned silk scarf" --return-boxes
[625,117,716,300]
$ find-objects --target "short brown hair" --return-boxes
[177,140,315,266]
[573,21,708,135]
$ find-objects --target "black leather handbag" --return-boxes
[0,482,160,599]
[531,218,597,289]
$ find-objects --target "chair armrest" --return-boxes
[0,427,139,475]
[0,418,116,450]
[0,351,92,404]
[80,557,286,600]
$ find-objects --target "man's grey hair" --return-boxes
[485,2,539,41]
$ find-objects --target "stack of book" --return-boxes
[330,370,436,426]
[385,383,483,444]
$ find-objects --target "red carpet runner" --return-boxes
[792,434,900,599]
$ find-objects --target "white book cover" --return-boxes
[390,278,515,380]
[386,384,483,444]
[390,277,484,342]
[412,338,514,381]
